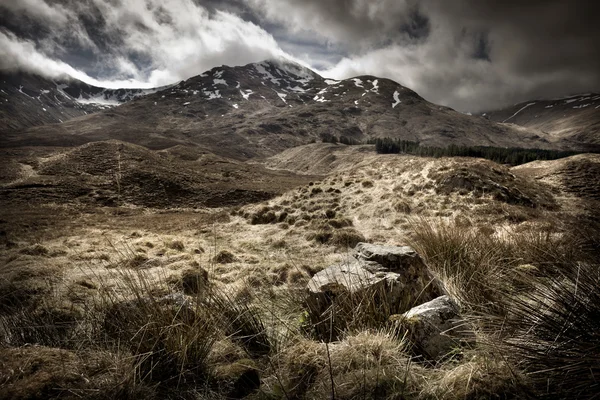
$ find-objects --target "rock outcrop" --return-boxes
[391,295,475,360]
[306,242,445,340]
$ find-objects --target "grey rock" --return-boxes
[306,243,445,340]
[392,295,475,360]
[355,242,424,271]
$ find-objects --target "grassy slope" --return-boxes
[1,148,599,399]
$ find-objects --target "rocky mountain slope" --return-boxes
[0,71,162,131]
[483,93,600,149]
[1,59,564,158]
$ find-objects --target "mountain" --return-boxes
[0,71,162,131]
[1,59,561,159]
[482,93,600,149]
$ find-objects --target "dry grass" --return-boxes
[494,261,600,399]
[1,153,598,399]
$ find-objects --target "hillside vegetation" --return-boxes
[1,145,599,399]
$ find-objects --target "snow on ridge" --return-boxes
[276,91,288,104]
[392,91,401,108]
[502,102,536,123]
[352,78,364,88]
[325,79,340,85]
[550,93,592,101]
[266,59,315,81]
[240,89,253,100]
[213,79,227,86]
[213,70,224,78]
[255,63,281,86]
[76,95,121,106]
[370,79,379,93]
[202,89,221,99]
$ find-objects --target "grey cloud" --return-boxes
[249,0,600,111]
[1,0,598,111]
[0,0,295,87]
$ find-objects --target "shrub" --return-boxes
[250,208,277,224]
[167,240,185,251]
[320,133,338,144]
[212,250,237,264]
[180,268,209,295]
[329,228,366,248]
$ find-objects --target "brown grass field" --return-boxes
[1,144,599,399]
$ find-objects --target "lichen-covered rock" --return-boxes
[355,243,424,271]
[391,295,475,360]
[306,243,445,340]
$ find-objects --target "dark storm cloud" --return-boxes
[1,0,598,111]
[250,0,600,111]
[0,0,297,87]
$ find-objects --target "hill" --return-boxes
[482,93,600,150]
[0,71,162,131]
[0,140,316,209]
[1,60,562,158]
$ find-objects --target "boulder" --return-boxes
[306,243,445,340]
[355,243,423,270]
[391,295,475,360]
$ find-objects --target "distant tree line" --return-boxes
[370,137,587,166]
[317,134,589,166]
[320,133,361,145]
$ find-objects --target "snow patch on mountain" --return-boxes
[370,79,379,93]
[502,103,536,123]
[202,89,221,99]
[255,63,280,86]
[76,95,120,106]
[276,91,287,104]
[392,91,401,108]
[240,89,253,100]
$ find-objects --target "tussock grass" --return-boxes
[407,217,596,316]
[2,209,598,399]
[495,261,600,399]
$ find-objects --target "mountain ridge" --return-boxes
[481,93,600,149]
[1,59,566,159]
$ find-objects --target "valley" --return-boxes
[1,59,599,400]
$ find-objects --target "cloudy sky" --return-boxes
[1,0,599,112]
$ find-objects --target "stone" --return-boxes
[306,243,445,340]
[355,242,423,271]
[391,295,475,360]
